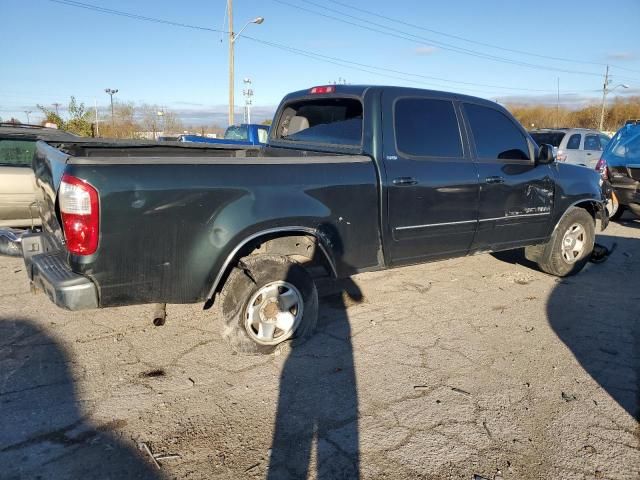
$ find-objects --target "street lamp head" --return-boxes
[621,84,630,89]
[252,16,264,24]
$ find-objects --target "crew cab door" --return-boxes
[382,93,480,265]
[461,102,554,250]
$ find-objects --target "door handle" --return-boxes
[485,176,505,184]
[393,177,418,186]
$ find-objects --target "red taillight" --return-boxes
[556,149,567,162]
[59,174,99,255]
[310,85,335,94]
[595,157,609,180]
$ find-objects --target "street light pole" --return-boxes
[228,3,263,126]
[24,110,32,124]
[598,66,630,131]
[228,0,234,126]
[104,88,119,126]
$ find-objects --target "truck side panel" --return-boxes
[64,158,381,306]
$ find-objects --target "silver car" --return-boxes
[530,128,610,169]
[0,124,78,228]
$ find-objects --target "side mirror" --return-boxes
[537,143,555,165]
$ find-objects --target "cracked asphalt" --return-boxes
[1,215,639,479]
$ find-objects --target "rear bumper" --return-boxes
[24,233,98,310]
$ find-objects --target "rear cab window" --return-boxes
[394,98,463,158]
[530,132,565,148]
[463,103,530,160]
[273,98,363,147]
[0,139,36,167]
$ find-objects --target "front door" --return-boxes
[382,93,480,265]
[461,102,554,251]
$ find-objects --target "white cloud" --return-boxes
[606,51,636,61]
[415,46,437,56]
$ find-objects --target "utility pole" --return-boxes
[227,2,264,126]
[104,88,119,126]
[556,77,560,128]
[94,99,99,137]
[24,110,32,123]
[52,103,61,116]
[243,78,254,124]
[598,65,610,131]
[598,66,630,131]
[228,0,234,126]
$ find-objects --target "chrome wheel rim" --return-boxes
[244,281,303,346]
[561,223,586,264]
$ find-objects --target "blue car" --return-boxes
[600,122,640,220]
[179,124,269,146]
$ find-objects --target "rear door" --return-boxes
[461,103,554,250]
[382,93,480,265]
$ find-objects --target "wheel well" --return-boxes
[574,201,597,221]
[205,231,336,308]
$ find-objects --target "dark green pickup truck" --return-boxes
[15,85,608,353]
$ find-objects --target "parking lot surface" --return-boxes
[1,216,639,480]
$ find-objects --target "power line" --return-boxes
[323,0,640,76]
[275,0,637,80]
[49,0,225,33]
[42,0,626,95]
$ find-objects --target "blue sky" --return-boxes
[2,0,640,126]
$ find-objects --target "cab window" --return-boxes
[566,134,581,150]
[463,104,530,160]
[394,98,462,157]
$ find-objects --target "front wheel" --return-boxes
[531,207,595,277]
[216,254,318,354]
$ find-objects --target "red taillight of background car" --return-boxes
[59,174,99,255]
[556,149,567,162]
[595,157,609,180]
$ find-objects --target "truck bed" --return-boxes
[32,140,381,307]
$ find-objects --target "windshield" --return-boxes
[224,125,249,141]
[602,124,640,167]
[530,132,565,148]
[275,98,363,146]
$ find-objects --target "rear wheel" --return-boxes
[216,254,318,354]
[532,207,595,277]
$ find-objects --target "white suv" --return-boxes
[530,128,610,169]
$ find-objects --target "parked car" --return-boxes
[530,128,610,169]
[178,124,269,146]
[599,122,640,220]
[0,123,78,228]
[7,85,608,354]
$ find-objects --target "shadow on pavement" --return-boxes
[546,234,640,419]
[267,278,362,479]
[0,318,161,479]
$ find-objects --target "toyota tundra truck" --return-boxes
[13,85,608,354]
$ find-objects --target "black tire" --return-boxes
[535,207,595,277]
[609,204,626,221]
[216,254,318,354]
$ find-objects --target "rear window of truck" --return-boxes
[274,98,363,146]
